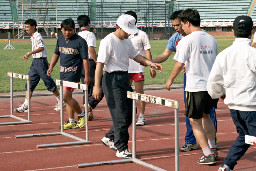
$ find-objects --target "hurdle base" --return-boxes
[77,159,133,168]
[0,115,32,125]
[15,132,61,138]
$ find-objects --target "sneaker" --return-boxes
[197,154,215,165]
[136,116,146,126]
[88,105,94,121]
[116,149,132,159]
[101,136,117,151]
[54,101,66,111]
[63,121,77,130]
[15,103,28,113]
[211,148,219,158]
[218,164,233,171]
[180,142,199,152]
[77,114,85,128]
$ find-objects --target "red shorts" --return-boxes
[63,86,75,92]
[129,73,145,82]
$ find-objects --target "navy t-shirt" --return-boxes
[54,34,88,82]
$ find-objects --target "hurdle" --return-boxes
[77,91,179,171]
[3,32,15,50]
[15,80,91,148]
[0,72,31,125]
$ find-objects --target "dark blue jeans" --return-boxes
[224,109,256,170]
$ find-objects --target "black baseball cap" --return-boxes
[233,15,253,30]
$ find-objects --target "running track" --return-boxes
[0,89,255,171]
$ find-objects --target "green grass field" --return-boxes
[0,38,234,93]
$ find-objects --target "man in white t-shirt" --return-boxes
[125,11,156,126]
[93,14,163,159]
[165,9,218,165]
[76,15,104,128]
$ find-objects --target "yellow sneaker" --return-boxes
[77,115,85,128]
[63,121,77,129]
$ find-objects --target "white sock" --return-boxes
[69,118,75,123]
[139,113,144,118]
[56,95,60,102]
[24,99,28,106]
[208,140,217,149]
[80,112,85,117]
[202,146,213,156]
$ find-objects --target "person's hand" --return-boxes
[93,86,102,101]
[150,69,156,78]
[84,76,91,85]
[23,52,31,62]
[150,62,163,72]
[47,67,52,76]
[182,66,186,74]
[165,79,173,91]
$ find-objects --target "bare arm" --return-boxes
[165,61,184,91]
[252,42,256,47]
[23,47,44,62]
[133,55,163,71]
[83,58,91,85]
[47,53,59,76]
[93,62,104,101]
[88,46,97,62]
[152,48,173,63]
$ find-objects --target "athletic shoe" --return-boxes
[180,142,199,152]
[116,149,132,159]
[101,136,117,151]
[197,154,216,165]
[15,103,28,113]
[211,148,219,158]
[54,101,66,111]
[77,114,85,128]
[88,105,94,121]
[218,164,233,171]
[63,121,77,130]
[136,116,146,126]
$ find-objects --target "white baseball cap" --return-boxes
[116,14,138,35]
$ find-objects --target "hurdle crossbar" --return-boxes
[77,91,179,171]
[15,80,91,148]
[0,72,32,125]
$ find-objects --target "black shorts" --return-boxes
[185,91,218,119]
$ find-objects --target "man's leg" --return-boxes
[134,80,146,126]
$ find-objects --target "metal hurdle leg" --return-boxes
[77,91,179,171]
[0,72,32,125]
[16,80,91,148]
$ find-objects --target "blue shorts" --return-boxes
[26,58,57,92]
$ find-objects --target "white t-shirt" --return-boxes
[97,33,138,73]
[253,32,256,43]
[31,31,47,58]
[128,30,151,73]
[78,29,96,59]
[174,31,218,92]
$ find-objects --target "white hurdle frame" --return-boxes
[15,80,91,148]
[0,72,32,125]
[77,91,179,171]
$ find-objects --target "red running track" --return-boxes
[0,89,255,171]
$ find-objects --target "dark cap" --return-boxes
[233,15,253,30]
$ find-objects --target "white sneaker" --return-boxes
[15,103,28,113]
[54,101,66,111]
[116,149,132,159]
[101,136,117,151]
[136,116,146,126]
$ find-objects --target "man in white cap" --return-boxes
[93,14,163,159]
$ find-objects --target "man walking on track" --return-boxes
[207,15,256,171]
[165,9,218,165]
[125,10,156,126]
[152,10,218,153]
[77,15,104,127]
[47,18,91,129]
[93,14,163,159]
[15,19,62,113]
